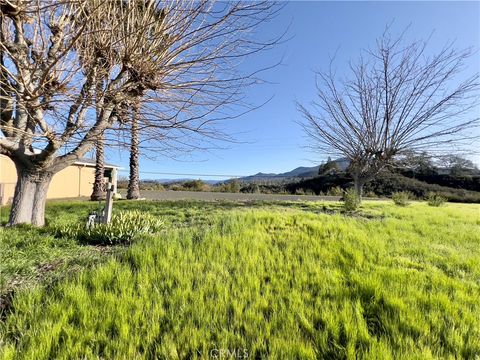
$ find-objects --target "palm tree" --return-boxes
[127,101,141,199]
[90,132,106,201]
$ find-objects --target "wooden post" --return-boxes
[0,183,4,206]
[103,182,114,223]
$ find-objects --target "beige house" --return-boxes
[0,155,119,205]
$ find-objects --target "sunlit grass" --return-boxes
[1,200,479,359]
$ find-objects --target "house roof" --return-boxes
[73,158,119,169]
[27,149,120,169]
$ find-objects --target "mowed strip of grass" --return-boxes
[1,201,479,359]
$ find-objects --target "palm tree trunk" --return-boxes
[127,102,140,200]
[91,132,106,201]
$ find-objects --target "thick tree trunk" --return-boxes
[127,104,140,200]
[91,132,106,201]
[8,166,53,227]
[352,173,365,201]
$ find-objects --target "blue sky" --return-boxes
[107,1,480,180]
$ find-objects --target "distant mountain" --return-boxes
[239,158,349,182]
[143,179,222,185]
[281,166,321,178]
[239,167,318,182]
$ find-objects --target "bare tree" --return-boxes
[393,150,436,176]
[0,0,281,226]
[117,0,282,200]
[298,30,479,199]
[438,154,477,175]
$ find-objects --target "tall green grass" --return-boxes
[1,201,479,359]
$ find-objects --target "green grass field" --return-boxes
[1,200,479,359]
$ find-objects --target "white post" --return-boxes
[103,182,114,223]
[111,168,118,194]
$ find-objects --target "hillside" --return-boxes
[236,159,480,202]
[284,172,480,202]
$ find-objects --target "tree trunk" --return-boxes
[91,132,106,201]
[352,173,365,201]
[8,166,53,227]
[127,103,140,200]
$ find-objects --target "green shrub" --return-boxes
[54,210,163,245]
[328,186,344,196]
[53,223,82,239]
[294,188,316,195]
[226,179,241,193]
[182,179,209,192]
[342,188,360,211]
[240,183,260,193]
[392,191,412,206]
[426,192,447,207]
[215,179,241,193]
[142,183,165,191]
[169,182,184,191]
[295,188,306,195]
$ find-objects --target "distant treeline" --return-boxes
[117,171,480,203]
[286,172,480,203]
